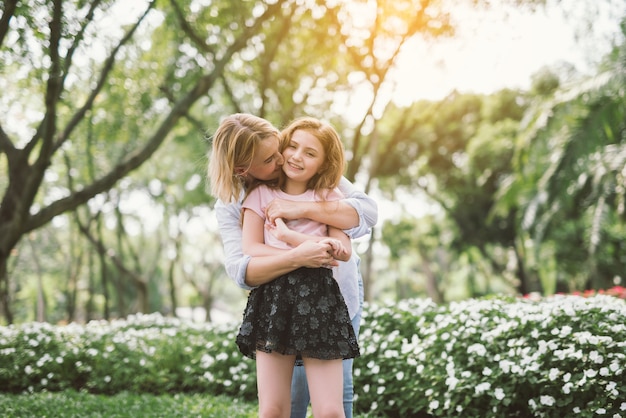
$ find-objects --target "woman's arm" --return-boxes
[244,240,337,287]
[265,199,358,230]
[216,200,336,289]
[266,218,351,262]
[265,177,378,238]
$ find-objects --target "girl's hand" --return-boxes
[319,238,347,258]
[265,217,290,242]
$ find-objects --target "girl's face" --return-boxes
[244,136,284,181]
[282,129,325,184]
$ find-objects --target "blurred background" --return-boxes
[0,0,624,325]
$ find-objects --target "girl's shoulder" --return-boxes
[316,187,344,201]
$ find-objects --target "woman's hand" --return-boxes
[264,198,303,224]
[291,240,338,268]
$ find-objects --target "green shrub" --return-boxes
[353,294,626,417]
[1,294,625,417]
[0,314,257,400]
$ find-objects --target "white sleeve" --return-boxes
[215,199,255,290]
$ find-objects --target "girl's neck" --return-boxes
[282,179,308,195]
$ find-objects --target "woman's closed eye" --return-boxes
[264,153,279,164]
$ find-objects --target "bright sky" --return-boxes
[368,0,624,222]
[390,0,622,105]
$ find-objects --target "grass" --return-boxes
[0,391,376,418]
[0,391,258,418]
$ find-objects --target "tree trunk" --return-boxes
[0,258,13,324]
[417,244,444,304]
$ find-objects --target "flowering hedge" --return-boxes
[1,294,625,417]
[354,294,626,417]
[0,314,256,399]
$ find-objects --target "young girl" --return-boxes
[237,117,359,418]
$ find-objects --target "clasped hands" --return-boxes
[264,198,346,267]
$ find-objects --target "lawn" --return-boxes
[0,391,257,418]
[0,391,376,418]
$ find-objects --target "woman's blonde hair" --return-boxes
[208,113,280,203]
[280,117,345,195]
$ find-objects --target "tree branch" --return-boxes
[0,0,18,48]
[51,0,156,154]
[24,0,286,233]
[169,0,215,55]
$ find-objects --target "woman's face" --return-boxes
[245,135,284,181]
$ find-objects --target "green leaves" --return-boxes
[354,294,626,417]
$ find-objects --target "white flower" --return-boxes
[499,359,514,373]
[548,368,559,381]
[494,387,505,400]
[559,325,572,337]
[429,400,440,410]
[467,343,487,356]
[590,351,604,364]
[24,365,33,375]
[596,408,606,415]
[475,382,491,394]
[540,395,555,406]
[377,386,385,395]
[396,371,404,380]
[482,367,492,376]
[446,376,459,390]
[104,375,111,383]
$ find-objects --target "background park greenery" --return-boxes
[1,0,625,416]
[1,0,624,326]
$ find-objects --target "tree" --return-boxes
[0,0,287,323]
[494,25,626,292]
[1,0,610,323]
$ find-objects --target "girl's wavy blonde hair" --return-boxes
[207,113,280,203]
[280,117,345,196]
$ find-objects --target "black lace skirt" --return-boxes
[236,267,360,361]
